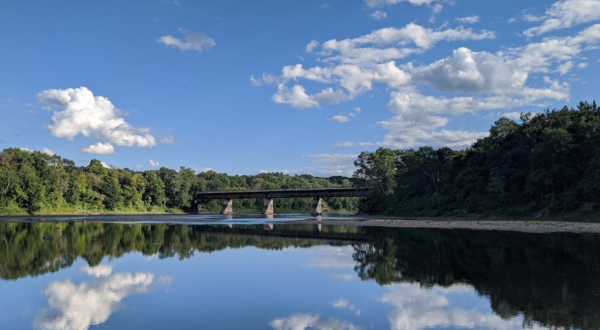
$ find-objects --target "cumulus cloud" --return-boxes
[158,28,216,52]
[148,159,160,168]
[41,148,54,156]
[37,87,156,148]
[34,272,154,330]
[254,9,600,150]
[82,142,116,155]
[503,112,522,120]
[370,10,387,20]
[329,115,349,123]
[523,0,600,37]
[305,40,320,53]
[270,313,362,330]
[412,47,529,94]
[272,84,320,109]
[455,15,481,24]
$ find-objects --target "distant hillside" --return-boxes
[0,149,358,215]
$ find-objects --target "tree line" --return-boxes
[0,148,358,214]
[354,101,600,218]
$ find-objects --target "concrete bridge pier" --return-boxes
[311,197,323,216]
[221,199,233,215]
[264,223,274,231]
[262,198,274,215]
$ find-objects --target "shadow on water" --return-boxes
[1,222,599,329]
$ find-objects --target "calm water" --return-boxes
[0,214,599,330]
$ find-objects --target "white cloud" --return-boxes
[512,24,600,74]
[19,148,32,152]
[148,159,160,168]
[320,23,495,56]
[523,0,600,37]
[34,272,154,330]
[160,135,176,144]
[365,0,440,8]
[41,148,54,156]
[158,28,216,53]
[100,161,112,169]
[256,11,600,150]
[37,87,156,148]
[455,15,481,24]
[370,10,388,20]
[413,48,529,94]
[503,112,522,120]
[41,106,52,111]
[329,115,349,123]
[272,84,320,109]
[305,40,320,53]
[270,313,362,330]
[82,142,116,155]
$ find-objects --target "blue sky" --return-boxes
[1,0,599,176]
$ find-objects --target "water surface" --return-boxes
[0,215,599,330]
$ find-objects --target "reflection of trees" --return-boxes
[353,228,600,330]
[0,223,358,280]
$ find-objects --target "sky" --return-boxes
[1,0,599,177]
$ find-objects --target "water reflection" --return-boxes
[270,313,362,330]
[0,222,598,330]
[34,266,155,330]
[380,283,547,330]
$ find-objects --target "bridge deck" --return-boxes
[195,187,370,200]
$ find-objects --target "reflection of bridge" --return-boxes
[196,224,369,242]
[195,188,370,216]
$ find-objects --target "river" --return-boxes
[0,214,598,330]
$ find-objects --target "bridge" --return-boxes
[195,187,370,216]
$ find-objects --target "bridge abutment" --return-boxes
[311,197,323,216]
[221,199,233,215]
[262,198,274,215]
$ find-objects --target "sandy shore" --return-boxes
[282,218,600,234]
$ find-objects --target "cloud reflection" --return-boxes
[34,267,154,330]
[331,299,361,316]
[79,265,113,278]
[380,283,549,330]
[270,313,362,330]
[305,246,355,269]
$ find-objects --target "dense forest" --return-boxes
[355,101,600,219]
[0,148,358,215]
